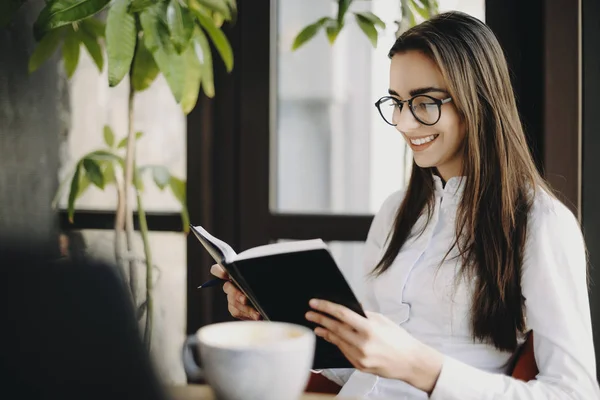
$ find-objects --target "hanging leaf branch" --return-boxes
[292,0,439,50]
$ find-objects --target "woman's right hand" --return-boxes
[210,264,261,321]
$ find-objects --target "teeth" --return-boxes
[410,134,437,145]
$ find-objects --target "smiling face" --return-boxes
[389,50,466,181]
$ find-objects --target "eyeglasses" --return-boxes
[374,95,453,126]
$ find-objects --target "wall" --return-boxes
[0,0,63,249]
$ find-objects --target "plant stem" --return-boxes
[136,185,153,349]
[124,72,138,305]
[114,172,130,295]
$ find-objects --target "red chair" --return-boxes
[305,332,538,394]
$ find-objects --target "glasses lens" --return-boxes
[378,97,400,125]
[411,96,440,125]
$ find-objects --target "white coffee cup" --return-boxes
[183,320,316,400]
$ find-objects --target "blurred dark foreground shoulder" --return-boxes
[0,239,168,400]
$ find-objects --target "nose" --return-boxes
[394,104,420,134]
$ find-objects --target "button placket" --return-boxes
[373,196,442,325]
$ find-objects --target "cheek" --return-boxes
[439,114,465,149]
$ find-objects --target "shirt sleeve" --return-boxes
[320,190,405,386]
[430,195,600,400]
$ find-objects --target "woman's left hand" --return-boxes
[305,298,443,393]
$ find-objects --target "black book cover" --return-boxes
[190,225,365,369]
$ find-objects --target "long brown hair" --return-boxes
[373,11,551,352]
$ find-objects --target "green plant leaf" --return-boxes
[151,166,171,190]
[139,3,169,53]
[103,161,116,185]
[354,11,385,29]
[223,0,237,23]
[337,0,353,25]
[103,125,115,147]
[129,0,155,13]
[87,150,125,169]
[133,167,145,192]
[140,3,186,101]
[62,28,81,78]
[167,0,195,53]
[354,14,378,47]
[77,27,104,71]
[131,39,160,91]
[181,44,203,113]
[80,17,105,37]
[106,0,137,87]
[169,175,189,231]
[153,45,186,102]
[78,168,92,196]
[190,0,231,20]
[117,131,144,148]
[83,157,105,189]
[28,28,64,74]
[194,27,214,98]
[194,10,233,72]
[410,0,430,20]
[67,161,82,222]
[33,0,111,41]
[180,204,190,233]
[291,17,328,51]
[325,19,341,44]
[169,176,186,204]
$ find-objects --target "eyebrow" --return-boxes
[388,87,449,97]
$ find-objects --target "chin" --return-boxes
[413,156,439,169]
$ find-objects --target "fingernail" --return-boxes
[309,299,319,307]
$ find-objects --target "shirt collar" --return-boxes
[432,174,466,198]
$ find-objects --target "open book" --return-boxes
[190,224,365,369]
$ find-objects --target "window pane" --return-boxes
[58,52,186,212]
[271,0,484,215]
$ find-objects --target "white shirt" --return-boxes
[321,175,600,399]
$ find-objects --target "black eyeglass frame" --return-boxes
[374,95,453,126]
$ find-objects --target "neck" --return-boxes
[435,162,463,183]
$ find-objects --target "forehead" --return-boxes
[389,50,446,96]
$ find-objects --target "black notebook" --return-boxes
[190,224,365,369]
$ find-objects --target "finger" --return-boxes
[210,264,229,279]
[309,299,368,332]
[223,283,249,306]
[226,290,248,307]
[227,293,260,319]
[222,281,240,296]
[229,302,261,320]
[306,310,361,344]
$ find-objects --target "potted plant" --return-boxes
[4,0,237,350]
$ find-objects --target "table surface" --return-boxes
[169,385,337,400]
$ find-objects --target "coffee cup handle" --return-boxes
[182,335,204,383]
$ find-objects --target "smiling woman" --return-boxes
[214,9,600,400]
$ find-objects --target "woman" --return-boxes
[211,11,599,399]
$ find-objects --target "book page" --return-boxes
[234,239,327,261]
[190,225,237,263]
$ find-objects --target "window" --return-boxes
[268,0,485,295]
